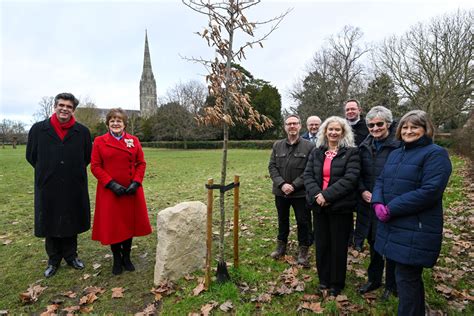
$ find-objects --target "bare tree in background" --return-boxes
[183,0,289,282]
[291,25,368,120]
[0,119,26,148]
[33,96,55,122]
[74,96,100,130]
[376,10,473,127]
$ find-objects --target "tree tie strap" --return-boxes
[205,182,240,193]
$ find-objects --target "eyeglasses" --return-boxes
[367,122,385,128]
[285,122,300,126]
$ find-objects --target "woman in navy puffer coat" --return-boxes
[372,110,452,316]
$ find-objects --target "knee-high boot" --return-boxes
[110,243,123,275]
[121,238,135,271]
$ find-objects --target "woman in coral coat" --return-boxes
[91,108,152,275]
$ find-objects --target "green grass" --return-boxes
[0,146,472,314]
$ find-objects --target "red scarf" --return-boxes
[50,113,76,140]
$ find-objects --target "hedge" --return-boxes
[141,140,275,150]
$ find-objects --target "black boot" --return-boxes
[121,238,135,272]
[297,245,310,268]
[270,240,287,259]
[111,244,123,275]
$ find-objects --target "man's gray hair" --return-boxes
[365,106,393,124]
[284,114,301,124]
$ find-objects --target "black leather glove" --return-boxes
[106,180,126,196]
[126,181,141,195]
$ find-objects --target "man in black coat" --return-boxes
[344,99,369,248]
[268,114,315,267]
[26,92,92,278]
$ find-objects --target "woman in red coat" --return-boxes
[91,108,152,275]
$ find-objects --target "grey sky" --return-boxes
[1,0,472,126]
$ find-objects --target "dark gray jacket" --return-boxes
[269,137,315,198]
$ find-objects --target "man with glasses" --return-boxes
[302,115,322,143]
[26,92,92,278]
[268,114,315,267]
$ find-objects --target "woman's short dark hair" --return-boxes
[396,110,435,140]
[106,108,128,127]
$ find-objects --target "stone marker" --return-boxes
[154,201,207,284]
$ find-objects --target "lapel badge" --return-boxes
[124,138,134,148]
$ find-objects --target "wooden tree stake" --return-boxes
[205,178,213,289]
[233,175,240,268]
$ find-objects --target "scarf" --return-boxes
[50,113,76,141]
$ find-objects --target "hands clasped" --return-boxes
[106,180,141,196]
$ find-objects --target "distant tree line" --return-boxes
[29,10,472,140]
[291,9,473,130]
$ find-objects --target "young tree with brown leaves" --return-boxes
[182,0,290,282]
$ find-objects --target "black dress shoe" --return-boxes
[44,265,59,278]
[381,288,398,301]
[66,258,85,270]
[359,281,381,294]
[329,288,341,297]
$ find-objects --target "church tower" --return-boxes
[139,30,157,117]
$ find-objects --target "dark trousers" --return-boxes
[314,211,352,290]
[395,262,425,316]
[275,196,312,246]
[368,236,396,290]
[45,235,78,266]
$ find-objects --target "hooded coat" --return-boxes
[90,132,152,245]
[26,118,92,237]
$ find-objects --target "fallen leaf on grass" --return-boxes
[83,286,105,295]
[192,282,205,296]
[154,293,162,301]
[184,274,195,281]
[335,295,348,302]
[0,310,8,316]
[219,300,233,312]
[301,294,320,302]
[20,284,47,304]
[298,301,324,313]
[2,239,12,245]
[62,306,80,313]
[40,304,59,316]
[435,284,453,297]
[80,306,94,313]
[62,291,77,298]
[252,293,272,303]
[92,263,101,270]
[151,280,175,296]
[81,274,91,280]
[79,293,98,305]
[135,303,156,316]
[200,301,218,316]
[111,287,125,298]
[275,284,293,295]
[363,292,377,303]
[104,254,112,259]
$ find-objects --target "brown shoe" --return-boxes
[270,240,287,259]
[297,246,310,267]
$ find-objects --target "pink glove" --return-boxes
[374,203,390,222]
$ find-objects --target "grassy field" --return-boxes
[0,146,472,315]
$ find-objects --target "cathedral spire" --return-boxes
[140,29,157,117]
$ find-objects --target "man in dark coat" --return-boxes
[345,99,369,146]
[268,114,315,267]
[344,99,369,247]
[26,92,92,278]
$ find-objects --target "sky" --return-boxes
[1,0,472,127]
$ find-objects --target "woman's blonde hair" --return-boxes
[316,116,355,148]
